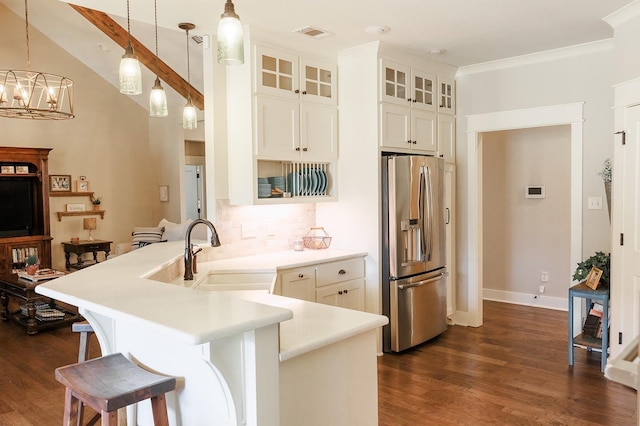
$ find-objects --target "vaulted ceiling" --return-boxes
[1,0,632,113]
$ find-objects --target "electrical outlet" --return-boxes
[588,196,603,210]
[241,223,257,239]
[539,285,545,294]
[541,271,549,282]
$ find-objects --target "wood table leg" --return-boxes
[26,301,38,335]
[1,291,7,321]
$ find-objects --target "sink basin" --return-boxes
[196,272,276,292]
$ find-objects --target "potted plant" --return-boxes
[572,251,610,288]
[92,196,102,211]
[25,254,39,275]
[599,159,612,220]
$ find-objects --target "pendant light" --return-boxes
[119,0,142,95]
[180,23,197,129]
[0,0,74,120]
[216,0,244,65]
[149,0,167,116]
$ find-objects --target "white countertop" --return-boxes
[36,241,387,359]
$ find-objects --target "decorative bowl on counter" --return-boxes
[302,227,331,249]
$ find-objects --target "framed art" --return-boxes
[66,203,86,212]
[15,165,29,174]
[585,266,603,290]
[50,175,72,192]
[1,165,15,174]
[76,180,90,192]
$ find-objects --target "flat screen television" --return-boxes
[0,178,35,237]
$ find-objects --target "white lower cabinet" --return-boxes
[275,256,365,311]
[280,266,316,302]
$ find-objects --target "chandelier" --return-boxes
[0,0,74,120]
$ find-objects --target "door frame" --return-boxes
[466,102,584,327]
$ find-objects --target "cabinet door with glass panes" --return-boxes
[380,60,436,112]
[437,76,455,114]
[299,57,337,105]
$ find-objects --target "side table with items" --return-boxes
[61,240,112,271]
[568,282,610,372]
[0,272,81,335]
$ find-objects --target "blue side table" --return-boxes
[568,282,610,372]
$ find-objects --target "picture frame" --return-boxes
[159,185,169,202]
[15,165,29,174]
[50,175,72,192]
[585,266,603,290]
[76,180,90,192]
[65,203,86,212]
[1,165,15,174]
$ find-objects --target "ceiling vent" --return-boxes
[293,26,334,39]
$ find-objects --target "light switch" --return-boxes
[588,196,603,210]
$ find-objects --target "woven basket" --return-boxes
[302,227,331,250]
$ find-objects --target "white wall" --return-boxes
[483,126,571,301]
[457,46,614,316]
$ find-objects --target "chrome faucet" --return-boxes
[184,218,221,280]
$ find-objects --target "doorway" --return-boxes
[466,103,584,327]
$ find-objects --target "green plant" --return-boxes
[92,197,102,205]
[599,158,612,183]
[573,251,610,287]
[25,254,38,266]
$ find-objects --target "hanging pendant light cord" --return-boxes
[126,0,131,42]
[153,0,158,57]
[24,0,30,70]
[185,27,191,97]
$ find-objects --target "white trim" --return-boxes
[457,40,613,77]
[483,289,567,312]
[603,0,640,28]
[466,102,584,327]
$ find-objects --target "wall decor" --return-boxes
[15,165,29,174]
[1,165,15,174]
[76,180,90,192]
[66,203,86,212]
[585,266,603,290]
[50,175,71,192]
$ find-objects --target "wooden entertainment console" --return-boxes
[0,147,52,275]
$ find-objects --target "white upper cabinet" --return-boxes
[256,45,337,105]
[380,59,436,112]
[438,114,455,163]
[437,76,455,114]
[380,103,436,153]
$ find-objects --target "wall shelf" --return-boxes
[50,191,95,201]
[56,210,105,221]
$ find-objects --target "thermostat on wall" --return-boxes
[525,186,545,199]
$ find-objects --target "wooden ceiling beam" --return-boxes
[69,4,204,110]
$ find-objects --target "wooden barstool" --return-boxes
[72,321,99,426]
[55,353,176,426]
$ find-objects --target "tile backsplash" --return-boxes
[210,199,316,260]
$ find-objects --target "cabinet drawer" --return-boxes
[316,258,364,287]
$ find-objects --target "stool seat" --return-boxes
[55,353,176,425]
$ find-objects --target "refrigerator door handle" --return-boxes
[422,165,434,261]
[397,272,446,290]
[418,166,426,260]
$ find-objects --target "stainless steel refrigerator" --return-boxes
[381,153,447,353]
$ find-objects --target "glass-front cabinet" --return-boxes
[380,59,436,112]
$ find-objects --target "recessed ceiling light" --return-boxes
[429,48,447,55]
[365,25,391,34]
[97,43,109,52]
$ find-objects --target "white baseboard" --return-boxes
[483,288,567,311]
[449,310,470,326]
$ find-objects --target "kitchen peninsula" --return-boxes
[36,241,387,425]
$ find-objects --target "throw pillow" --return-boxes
[157,218,193,241]
[131,226,165,250]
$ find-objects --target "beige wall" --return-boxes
[483,126,571,299]
[456,47,614,315]
[2,4,157,270]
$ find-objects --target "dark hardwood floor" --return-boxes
[0,300,635,425]
[378,300,637,425]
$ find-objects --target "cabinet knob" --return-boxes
[338,291,343,295]
[338,269,346,275]
[344,289,348,294]
[295,147,301,151]
[412,99,417,103]
[412,141,417,144]
[295,89,300,94]
[407,98,412,103]
[302,91,307,95]
[302,148,308,152]
[298,274,304,278]
[407,140,412,144]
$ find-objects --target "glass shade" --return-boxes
[149,77,168,117]
[183,98,197,129]
[119,43,142,95]
[217,1,244,65]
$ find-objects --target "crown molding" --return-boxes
[457,39,613,77]
[603,0,640,28]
